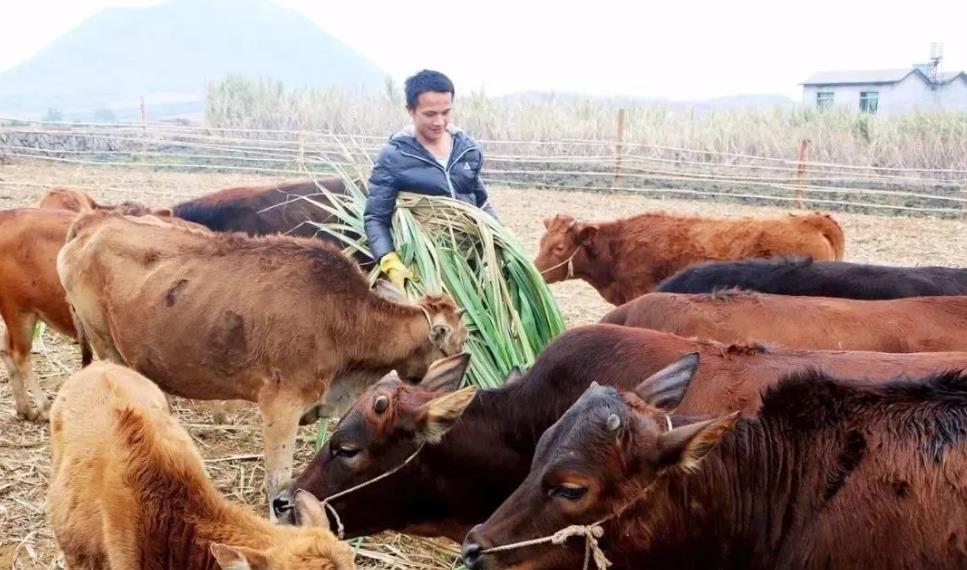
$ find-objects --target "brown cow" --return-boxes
[275,324,967,541]
[464,369,967,569]
[603,290,967,352]
[534,211,845,305]
[57,211,466,507]
[35,186,152,215]
[0,208,91,421]
[47,362,355,570]
[35,187,101,211]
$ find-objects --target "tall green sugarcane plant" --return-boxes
[299,170,566,389]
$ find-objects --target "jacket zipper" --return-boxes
[398,145,478,199]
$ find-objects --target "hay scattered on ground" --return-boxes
[1,160,965,569]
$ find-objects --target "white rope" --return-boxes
[318,444,425,539]
[539,246,581,279]
[481,520,612,570]
[478,413,675,570]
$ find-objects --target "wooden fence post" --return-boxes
[139,96,147,164]
[613,108,626,189]
[795,138,810,208]
[962,180,967,221]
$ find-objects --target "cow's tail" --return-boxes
[69,304,94,367]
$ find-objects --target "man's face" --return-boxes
[408,91,452,144]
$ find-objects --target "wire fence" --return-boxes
[2,118,966,218]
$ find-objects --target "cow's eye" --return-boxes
[331,443,361,459]
[551,483,588,501]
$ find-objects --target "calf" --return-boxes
[534,211,845,305]
[0,208,90,421]
[656,256,967,299]
[47,362,355,570]
[275,324,967,541]
[57,211,466,505]
[464,369,967,569]
[603,290,967,352]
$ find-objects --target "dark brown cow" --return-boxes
[0,208,90,421]
[166,178,371,264]
[274,325,967,541]
[534,211,845,305]
[464,370,967,569]
[602,290,967,352]
[57,211,466,507]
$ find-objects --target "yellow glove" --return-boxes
[379,252,412,291]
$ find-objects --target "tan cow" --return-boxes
[534,211,846,305]
[47,362,355,569]
[57,211,467,506]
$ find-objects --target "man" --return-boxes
[364,69,498,290]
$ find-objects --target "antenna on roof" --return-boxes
[929,42,944,85]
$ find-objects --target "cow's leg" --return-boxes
[1,311,50,422]
[258,375,318,520]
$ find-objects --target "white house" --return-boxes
[802,67,967,115]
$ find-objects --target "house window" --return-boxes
[859,91,879,114]
[816,91,834,109]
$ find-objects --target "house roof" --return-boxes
[802,68,928,86]
[940,71,967,83]
[803,66,967,86]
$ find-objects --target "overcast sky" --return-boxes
[1,0,965,100]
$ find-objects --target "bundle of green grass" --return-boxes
[303,172,565,389]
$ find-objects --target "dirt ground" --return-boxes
[1,160,965,569]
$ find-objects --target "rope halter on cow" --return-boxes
[320,444,425,539]
[539,245,581,280]
[478,413,675,570]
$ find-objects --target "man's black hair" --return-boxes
[404,70,455,108]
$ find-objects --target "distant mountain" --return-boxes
[0,0,388,120]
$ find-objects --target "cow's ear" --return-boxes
[577,223,599,246]
[210,543,268,570]
[420,352,471,392]
[656,412,740,472]
[418,386,478,443]
[633,353,699,411]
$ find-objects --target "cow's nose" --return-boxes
[463,525,489,569]
[462,541,485,569]
[271,489,295,524]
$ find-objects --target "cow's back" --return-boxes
[171,179,347,238]
[657,258,967,299]
[684,344,967,414]
[601,292,967,352]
